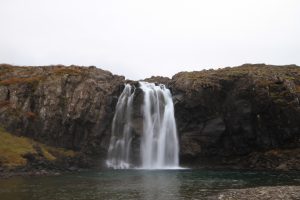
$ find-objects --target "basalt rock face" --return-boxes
[170,64,300,169]
[0,64,125,167]
[1,64,300,170]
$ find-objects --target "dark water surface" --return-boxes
[0,169,300,200]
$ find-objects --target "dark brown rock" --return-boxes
[0,64,125,167]
[169,64,300,169]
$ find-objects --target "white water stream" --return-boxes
[139,82,179,169]
[106,82,179,169]
[106,84,135,169]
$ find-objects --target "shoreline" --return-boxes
[1,169,299,199]
[0,167,84,179]
[1,166,299,179]
[211,186,300,200]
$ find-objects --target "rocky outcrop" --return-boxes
[0,64,125,167]
[143,76,171,85]
[170,64,300,169]
[1,63,300,170]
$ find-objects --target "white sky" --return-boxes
[0,0,299,80]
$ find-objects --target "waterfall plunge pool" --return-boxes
[1,169,300,200]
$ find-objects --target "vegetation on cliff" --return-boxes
[171,64,300,170]
[0,64,125,169]
[173,63,300,91]
[0,127,75,169]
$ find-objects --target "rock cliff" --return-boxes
[0,64,124,167]
[0,63,300,170]
[170,64,300,169]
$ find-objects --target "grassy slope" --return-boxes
[0,64,82,169]
[0,127,75,169]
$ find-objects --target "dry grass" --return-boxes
[0,127,76,168]
[0,128,35,167]
[52,67,83,76]
[0,77,43,86]
[174,65,300,91]
[0,64,15,76]
[42,145,76,158]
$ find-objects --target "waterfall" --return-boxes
[106,82,179,169]
[106,84,135,169]
[139,82,179,169]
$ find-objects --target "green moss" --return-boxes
[0,127,35,168]
[0,127,76,169]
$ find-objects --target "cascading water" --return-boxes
[139,82,179,169]
[106,84,135,169]
[106,82,179,169]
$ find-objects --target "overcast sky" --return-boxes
[0,0,299,80]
